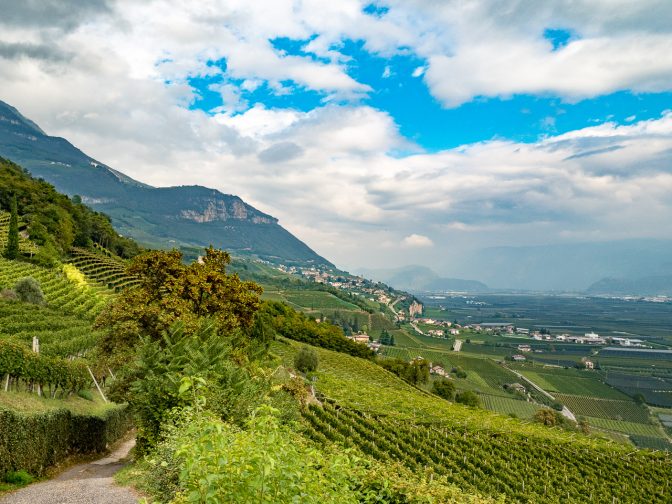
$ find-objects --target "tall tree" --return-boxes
[4,195,19,259]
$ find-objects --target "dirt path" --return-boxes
[1,437,139,504]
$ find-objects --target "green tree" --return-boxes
[432,378,456,400]
[455,390,480,407]
[14,277,45,305]
[95,246,262,361]
[294,347,319,373]
[4,194,19,259]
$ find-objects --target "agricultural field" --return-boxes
[553,394,650,423]
[516,368,628,399]
[69,247,140,291]
[283,290,361,310]
[274,340,672,502]
[0,211,38,256]
[418,293,672,344]
[586,417,663,437]
[480,394,541,419]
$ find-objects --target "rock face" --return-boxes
[0,100,331,266]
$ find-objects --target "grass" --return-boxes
[0,389,117,417]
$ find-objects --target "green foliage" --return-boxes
[455,390,480,407]
[3,195,18,259]
[261,301,374,360]
[95,247,262,360]
[378,358,430,386]
[0,339,89,394]
[0,404,130,479]
[0,157,141,258]
[3,469,33,486]
[14,277,45,305]
[432,378,456,401]
[118,321,269,453]
[295,347,319,373]
[169,406,363,503]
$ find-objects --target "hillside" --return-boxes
[274,338,672,503]
[0,100,330,267]
[587,275,672,296]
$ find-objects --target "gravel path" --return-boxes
[1,437,139,504]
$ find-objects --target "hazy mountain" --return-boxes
[0,100,330,266]
[452,241,672,291]
[586,275,672,296]
[358,265,488,293]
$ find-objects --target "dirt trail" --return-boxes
[1,437,138,504]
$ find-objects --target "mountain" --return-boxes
[450,240,672,291]
[357,265,488,293]
[0,100,331,266]
[586,275,672,296]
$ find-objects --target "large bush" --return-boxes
[14,277,45,305]
[432,378,456,401]
[294,347,318,373]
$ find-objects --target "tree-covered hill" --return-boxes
[0,156,141,263]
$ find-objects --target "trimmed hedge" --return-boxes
[0,404,131,477]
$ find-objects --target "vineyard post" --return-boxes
[3,373,8,392]
[108,367,116,380]
[87,366,107,403]
[32,336,42,397]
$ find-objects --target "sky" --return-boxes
[1,0,672,275]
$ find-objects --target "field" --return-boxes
[419,293,672,343]
[553,394,650,422]
[586,417,663,437]
[480,394,541,419]
[274,339,672,503]
[516,368,628,399]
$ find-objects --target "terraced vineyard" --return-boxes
[69,247,140,291]
[0,211,38,255]
[586,417,663,437]
[278,340,672,502]
[0,258,111,319]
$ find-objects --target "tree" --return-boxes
[95,247,262,360]
[14,277,45,305]
[432,378,456,400]
[294,347,318,373]
[4,194,19,259]
[455,390,480,407]
[534,408,558,426]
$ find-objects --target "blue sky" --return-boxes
[187,31,672,152]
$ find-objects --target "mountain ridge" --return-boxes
[0,100,331,266]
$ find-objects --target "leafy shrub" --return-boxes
[14,277,45,305]
[455,390,480,407]
[379,358,429,385]
[295,347,318,373]
[432,378,456,401]
[3,470,33,485]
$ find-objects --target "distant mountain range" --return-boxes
[357,265,488,293]
[447,240,672,293]
[0,100,330,266]
[586,276,672,297]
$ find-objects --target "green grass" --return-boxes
[0,389,117,417]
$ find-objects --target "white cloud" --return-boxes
[402,234,434,247]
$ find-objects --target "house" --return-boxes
[517,344,532,353]
[428,329,445,337]
[584,360,594,370]
[506,383,526,393]
[512,354,526,362]
[449,328,460,336]
[430,365,449,377]
[348,334,370,343]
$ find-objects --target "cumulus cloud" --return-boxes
[403,234,434,247]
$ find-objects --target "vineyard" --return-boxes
[552,394,650,423]
[479,394,541,419]
[271,339,672,501]
[586,417,663,437]
[69,247,140,291]
[0,211,38,256]
[0,258,111,319]
[517,368,628,399]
